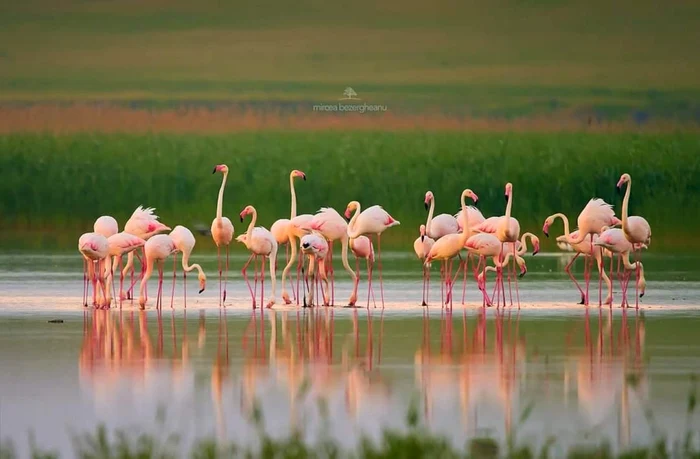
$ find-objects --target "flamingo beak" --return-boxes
[473,198,479,207]
[212,167,217,174]
[504,194,508,202]
[344,209,351,219]
[424,202,429,210]
[302,173,306,181]
[542,223,549,237]
[533,245,540,255]
[519,266,527,278]
[421,235,425,242]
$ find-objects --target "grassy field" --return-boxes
[1,132,698,251]
[1,0,699,124]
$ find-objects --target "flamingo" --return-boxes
[346,201,400,308]
[453,204,486,303]
[138,234,177,309]
[617,173,652,308]
[122,206,170,299]
[78,232,109,308]
[94,216,118,238]
[271,170,306,299]
[350,235,375,306]
[300,233,330,306]
[476,253,530,307]
[465,232,537,306]
[424,191,459,239]
[211,164,234,305]
[305,207,360,306]
[79,216,118,305]
[595,227,647,307]
[106,232,145,306]
[424,189,479,308]
[543,212,616,306]
[472,183,521,307]
[413,224,434,306]
[169,225,207,308]
[240,205,278,309]
[280,170,311,305]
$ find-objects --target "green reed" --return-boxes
[1,132,698,251]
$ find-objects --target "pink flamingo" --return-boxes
[472,183,521,307]
[617,173,652,309]
[240,205,278,309]
[122,206,170,298]
[300,233,330,306]
[169,225,207,308]
[543,209,617,306]
[138,234,177,309]
[424,189,479,308]
[424,191,460,239]
[211,165,234,305]
[454,204,486,303]
[271,170,306,280]
[79,216,118,305]
[595,227,647,307]
[280,170,311,305]
[345,201,400,308]
[305,207,360,306]
[475,253,527,306]
[106,232,145,306]
[413,225,435,306]
[78,232,109,308]
[465,232,537,306]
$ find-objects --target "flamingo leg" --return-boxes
[217,245,222,306]
[118,256,124,307]
[608,254,614,306]
[129,256,134,301]
[635,248,640,309]
[82,258,88,307]
[426,262,431,306]
[183,270,187,309]
[461,254,468,305]
[597,250,603,308]
[91,261,98,307]
[512,244,520,309]
[296,250,303,305]
[329,241,335,306]
[366,239,374,308]
[506,248,513,306]
[241,253,256,309]
[253,256,259,304]
[170,252,177,309]
[422,264,427,307]
[448,257,463,309]
[563,252,585,304]
[224,244,230,303]
[261,256,266,309]
[440,260,445,306]
[377,233,384,308]
[157,259,164,309]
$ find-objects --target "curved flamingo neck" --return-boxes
[245,209,257,245]
[340,235,357,281]
[551,213,573,241]
[216,171,228,221]
[346,203,362,238]
[290,173,298,219]
[181,250,204,278]
[517,233,533,256]
[621,177,631,232]
[458,193,469,245]
[139,255,154,301]
[425,195,435,234]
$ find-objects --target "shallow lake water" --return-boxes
[1,252,700,456]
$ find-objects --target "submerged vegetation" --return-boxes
[1,132,698,251]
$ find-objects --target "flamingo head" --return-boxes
[419,224,426,242]
[531,236,541,255]
[504,182,513,202]
[518,261,527,278]
[213,164,228,174]
[291,169,307,181]
[424,191,434,210]
[239,205,254,222]
[616,173,631,190]
[198,272,207,294]
[344,201,359,219]
[462,189,479,205]
[611,216,622,226]
[542,217,552,237]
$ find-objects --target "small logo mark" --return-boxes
[340,87,360,100]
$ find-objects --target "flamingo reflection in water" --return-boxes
[415,307,525,437]
[566,308,647,448]
[79,309,195,419]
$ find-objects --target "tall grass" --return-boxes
[1,132,698,251]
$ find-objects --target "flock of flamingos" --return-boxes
[78,167,651,310]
